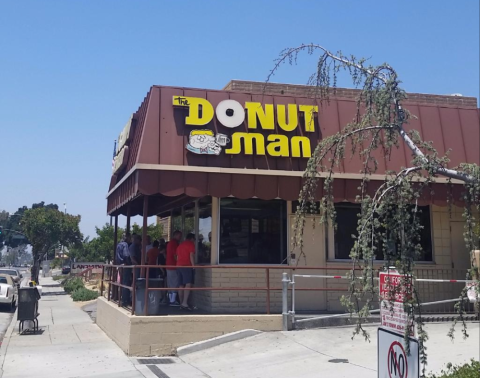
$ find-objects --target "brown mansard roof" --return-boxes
[107,81,479,216]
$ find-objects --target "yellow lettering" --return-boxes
[245,102,274,130]
[299,105,318,132]
[266,134,290,157]
[291,136,312,158]
[173,96,214,126]
[225,132,265,155]
[277,104,298,132]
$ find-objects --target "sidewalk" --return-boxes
[0,277,146,378]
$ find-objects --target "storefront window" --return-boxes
[198,197,212,264]
[334,203,433,261]
[219,198,287,264]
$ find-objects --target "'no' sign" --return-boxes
[388,341,408,378]
[378,328,419,378]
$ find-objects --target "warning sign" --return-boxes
[379,270,414,335]
[378,328,419,378]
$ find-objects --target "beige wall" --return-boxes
[97,297,283,356]
[195,203,472,313]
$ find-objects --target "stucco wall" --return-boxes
[97,297,283,356]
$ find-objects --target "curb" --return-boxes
[176,329,262,356]
[0,307,19,378]
[293,315,381,330]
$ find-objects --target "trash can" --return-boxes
[18,287,41,333]
[134,278,164,315]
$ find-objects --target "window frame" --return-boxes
[217,197,288,265]
[327,202,435,264]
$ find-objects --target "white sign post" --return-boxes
[379,270,414,336]
[378,328,419,378]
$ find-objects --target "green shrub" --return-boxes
[71,287,99,302]
[52,275,65,281]
[62,277,84,293]
[429,360,480,378]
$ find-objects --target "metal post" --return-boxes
[113,215,118,263]
[126,203,131,235]
[142,196,149,269]
[107,267,111,301]
[266,268,271,315]
[282,272,290,331]
[131,267,136,315]
[291,274,296,326]
[118,266,122,307]
[144,267,149,316]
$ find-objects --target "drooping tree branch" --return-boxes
[269,43,480,366]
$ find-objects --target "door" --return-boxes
[290,216,327,312]
[450,222,471,271]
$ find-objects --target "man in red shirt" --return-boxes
[166,230,182,306]
[176,233,196,310]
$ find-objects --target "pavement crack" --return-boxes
[281,333,376,372]
[72,325,82,343]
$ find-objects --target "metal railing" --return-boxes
[285,268,478,329]
[100,264,358,316]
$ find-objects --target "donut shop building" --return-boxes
[99,80,479,354]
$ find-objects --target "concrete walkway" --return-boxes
[179,323,480,378]
[0,277,146,378]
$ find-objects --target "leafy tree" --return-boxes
[131,222,164,242]
[22,205,82,282]
[69,224,123,263]
[273,44,479,371]
[0,207,28,249]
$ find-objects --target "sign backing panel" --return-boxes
[378,327,419,378]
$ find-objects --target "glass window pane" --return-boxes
[219,198,286,264]
[333,203,433,261]
[334,203,360,259]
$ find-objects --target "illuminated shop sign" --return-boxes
[173,96,318,158]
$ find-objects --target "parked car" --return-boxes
[0,268,22,285]
[0,274,17,310]
[62,266,71,275]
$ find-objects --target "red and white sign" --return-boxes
[378,328,419,378]
[379,270,414,336]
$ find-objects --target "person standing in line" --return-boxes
[176,233,196,311]
[146,240,161,278]
[157,243,167,302]
[166,230,182,306]
[129,234,141,279]
[115,233,132,306]
[145,235,153,253]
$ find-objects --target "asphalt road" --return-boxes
[0,268,30,345]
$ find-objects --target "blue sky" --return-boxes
[0,1,478,237]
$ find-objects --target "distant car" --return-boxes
[0,269,22,285]
[0,274,18,310]
[62,266,71,275]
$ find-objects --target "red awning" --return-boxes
[107,85,479,215]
